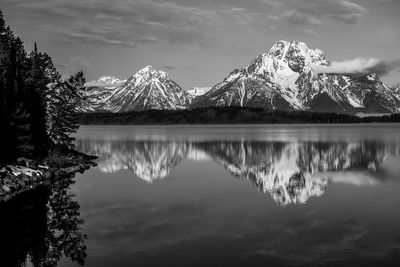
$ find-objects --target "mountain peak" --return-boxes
[267,40,328,68]
[269,40,306,55]
[193,40,400,114]
[133,66,168,81]
[139,65,155,72]
[103,66,190,112]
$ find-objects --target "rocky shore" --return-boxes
[0,150,97,202]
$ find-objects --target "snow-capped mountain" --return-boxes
[187,87,212,97]
[193,40,400,114]
[78,76,126,112]
[106,66,191,112]
[78,42,400,114]
[78,87,114,112]
[79,67,193,112]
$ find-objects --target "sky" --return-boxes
[2,0,400,88]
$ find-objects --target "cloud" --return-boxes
[278,0,367,25]
[282,10,322,25]
[258,0,284,9]
[5,0,259,48]
[378,0,400,3]
[162,65,178,71]
[55,63,73,70]
[302,28,319,36]
[312,58,400,77]
[71,56,91,67]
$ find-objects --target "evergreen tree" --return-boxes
[47,71,85,149]
[24,43,51,157]
[0,9,19,160]
[10,103,34,156]
[1,8,86,161]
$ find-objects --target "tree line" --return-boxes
[0,9,84,163]
[78,107,365,125]
[79,106,400,125]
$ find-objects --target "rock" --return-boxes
[38,165,49,170]
[1,152,96,202]
[21,174,31,183]
[42,171,52,180]
[2,185,11,193]
[16,157,31,167]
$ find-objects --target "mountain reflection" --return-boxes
[76,139,400,205]
[0,178,87,267]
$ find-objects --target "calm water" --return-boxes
[3,124,400,266]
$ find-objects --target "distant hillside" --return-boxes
[78,107,400,125]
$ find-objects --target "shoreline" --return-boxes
[78,107,400,125]
[0,150,97,202]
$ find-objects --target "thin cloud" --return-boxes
[162,65,178,71]
[258,0,284,9]
[6,0,259,48]
[302,28,319,36]
[276,0,368,25]
[71,56,91,67]
[283,10,322,25]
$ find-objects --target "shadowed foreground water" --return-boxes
[2,124,400,266]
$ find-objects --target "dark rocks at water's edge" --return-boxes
[0,150,97,202]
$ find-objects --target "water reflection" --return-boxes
[76,139,400,205]
[0,178,87,267]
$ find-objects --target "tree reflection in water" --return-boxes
[0,176,87,267]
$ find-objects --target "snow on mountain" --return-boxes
[78,42,400,114]
[105,66,192,112]
[187,87,212,97]
[78,67,192,112]
[393,84,400,95]
[193,40,400,114]
[77,76,126,112]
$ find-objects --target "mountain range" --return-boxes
[80,40,400,115]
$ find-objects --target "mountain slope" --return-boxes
[105,66,192,112]
[187,87,212,97]
[78,76,126,112]
[79,67,192,112]
[193,40,400,114]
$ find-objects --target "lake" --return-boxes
[4,124,400,266]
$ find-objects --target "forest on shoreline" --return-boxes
[78,107,400,125]
[0,9,85,163]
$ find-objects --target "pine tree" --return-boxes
[10,103,34,157]
[47,71,85,148]
[1,8,85,161]
[0,9,19,160]
[24,43,51,157]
